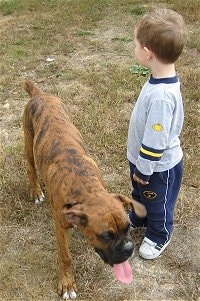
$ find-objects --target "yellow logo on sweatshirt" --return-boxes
[152,123,163,132]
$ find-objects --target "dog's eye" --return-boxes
[98,231,116,242]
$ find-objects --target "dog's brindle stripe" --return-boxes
[28,95,87,171]
[34,115,50,149]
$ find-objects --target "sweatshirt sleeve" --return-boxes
[135,97,174,181]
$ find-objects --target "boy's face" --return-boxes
[134,39,150,68]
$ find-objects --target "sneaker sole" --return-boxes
[139,239,171,260]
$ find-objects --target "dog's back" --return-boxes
[23,80,101,190]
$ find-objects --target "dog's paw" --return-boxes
[58,277,77,300]
[63,290,77,300]
[35,192,45,204]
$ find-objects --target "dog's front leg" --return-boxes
[54,216,77,300]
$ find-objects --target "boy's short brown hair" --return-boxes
[134,9,187,64]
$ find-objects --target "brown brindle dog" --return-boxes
[23,80,146,300]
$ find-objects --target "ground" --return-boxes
[0,1,199,300]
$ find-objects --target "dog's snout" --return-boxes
[95,239,135,266]
[115,238,134,254]
[95,248,109,263]
[123,240,134,254]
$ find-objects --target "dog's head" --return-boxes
[63,193,145,266]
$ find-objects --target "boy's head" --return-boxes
[134,9,187,64]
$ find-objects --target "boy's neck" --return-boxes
[150,60,176,79]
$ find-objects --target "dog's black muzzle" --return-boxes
[95,238,134,266]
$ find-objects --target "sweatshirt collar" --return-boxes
[149,74,178,84]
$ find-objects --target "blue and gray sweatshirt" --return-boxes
[127,75,184,182]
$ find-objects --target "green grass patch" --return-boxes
[130,64,150,76]
[111,36,133,43]
[76,30,95,37]
[130,5,147,15]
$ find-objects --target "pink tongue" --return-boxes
[113,260,133,284]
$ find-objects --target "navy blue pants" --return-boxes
[129,160,183,245]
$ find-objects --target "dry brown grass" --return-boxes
[0,0,199,300]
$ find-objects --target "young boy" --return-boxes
[127,9,187,260]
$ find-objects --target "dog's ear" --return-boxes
[63,206,88,227]
[114,194,147,218]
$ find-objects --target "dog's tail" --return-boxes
[24,80,42,98]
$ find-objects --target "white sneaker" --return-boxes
[139,237,171,260]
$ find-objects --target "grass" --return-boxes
[0,0,199,300]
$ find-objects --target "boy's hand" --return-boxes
[133,173,149,185]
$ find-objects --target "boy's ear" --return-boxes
[143,46,153,60]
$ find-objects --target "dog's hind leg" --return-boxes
[23,118,45,204]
